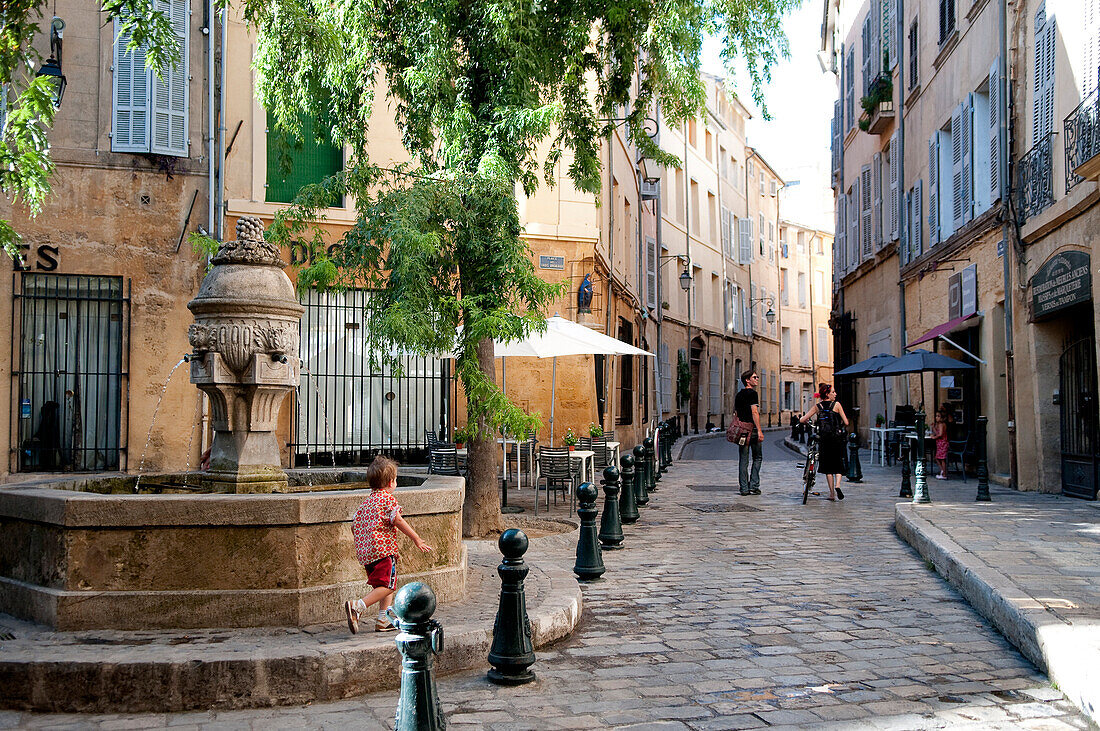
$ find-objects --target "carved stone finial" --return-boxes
[211,216,284,267]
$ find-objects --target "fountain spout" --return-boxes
[187,216,304,493]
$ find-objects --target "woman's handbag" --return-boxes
[726,417,751,446]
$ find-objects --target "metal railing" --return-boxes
[1016,134,1055,223]
[1064,81,1100,193]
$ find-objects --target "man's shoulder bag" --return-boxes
[726,417,751,446]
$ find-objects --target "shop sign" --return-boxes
[948,264,978,320]
[10,244,59,272]
[1031,250,1091,320]
[539,255,565,270]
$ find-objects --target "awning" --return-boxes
[906,313,980,348]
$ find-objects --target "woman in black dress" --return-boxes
[799,383,850,501]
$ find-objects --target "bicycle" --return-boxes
[801,424,819,505]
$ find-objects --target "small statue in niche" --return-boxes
[577,273,593,314]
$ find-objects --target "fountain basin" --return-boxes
[0,475,465,630]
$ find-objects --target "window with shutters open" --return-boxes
[860,165,872,260]
[888,132,899,240]
[112,0,188,157]
[266,111,344,206]
[646,236,657,309]
[928,128,951,244]
[872,152,883,250]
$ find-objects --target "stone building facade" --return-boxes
[823,0,1099,497]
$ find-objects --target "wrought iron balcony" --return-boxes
[1016,134,1054,224]
[1064,81,1100,190]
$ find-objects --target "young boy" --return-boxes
[345,456,432,633]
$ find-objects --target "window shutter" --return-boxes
[902,190,912,265]
[888,0,900,68]
[913,180,923,260]
[836,193,847,274]
[961,93,973,223]
[646,237,657,309]
[872,1,883,82]
[112,18,150,152]
[739,218,752,263]
[1034,7,1057,143]
[150,0,189,156]
[862,16,873,95]
[848,181,860,270]
[928,134,940,245]
[872,152,883,250]
[989,58,1002,204]
[832,100,842,177]
[860,165,872,259]
[951,104,964,232]
[846,48,856,130]
[888,131,900,239]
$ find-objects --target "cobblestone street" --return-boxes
[3,435,1093,730]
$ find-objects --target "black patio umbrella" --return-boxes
[871,349,975,410]
[835,353,900,424]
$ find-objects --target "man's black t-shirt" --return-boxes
[734,387,759,423]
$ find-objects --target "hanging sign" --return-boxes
[1031,250,1091,320]
[948,264,977,319]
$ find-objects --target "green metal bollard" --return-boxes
[644,437,657,492]
[573,482,605,581]
[975,416,991,502]
[619,453,639,524]
[598,464,624,550]
[899,439,913,498]
[633,444,649,507]
[845,432,863,482]
[912,411,931,504]
[487,529,536,685]
[392,582,446,730]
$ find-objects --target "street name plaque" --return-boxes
[539,255,565,270]
[1030,250,1091,320]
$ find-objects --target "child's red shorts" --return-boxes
[364,556,397,589]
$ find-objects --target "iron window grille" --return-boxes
[1016,134,1055,223]
[291,288,450,466]
[11,273,130,473]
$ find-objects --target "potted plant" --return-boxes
[562,428,578,451]
[588,423,603,438]
[453,425,474,449]
[875,414,885,427]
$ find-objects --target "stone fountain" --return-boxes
[187,216,304,493]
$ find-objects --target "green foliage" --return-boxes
[188,231,221,272]
[677,350,692,406]
[562,428,578,447]
[452,424,475,445]
[588,423,604,438]
[1,2,178,258]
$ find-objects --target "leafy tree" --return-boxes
[1,1,179,258]
[238,0,796,536]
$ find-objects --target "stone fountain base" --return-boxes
[0,475,465,631]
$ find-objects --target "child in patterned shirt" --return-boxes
[344,456,432,633]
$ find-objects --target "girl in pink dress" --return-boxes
[932,408,950,479]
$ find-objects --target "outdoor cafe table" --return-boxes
[868,426,906,466]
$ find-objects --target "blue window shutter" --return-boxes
[150,0,189,156]
[112,18,150,152]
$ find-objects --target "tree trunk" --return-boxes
[462,336,505,537]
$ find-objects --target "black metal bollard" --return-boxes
[846,432,863,482]
[619,453,639,524]
[392,582,446,731]
[598,464,624,550]
[912,411,931,504]
[653,430,663,485]
[633,444,649,507]
[644,437,657,493]
[573,482,605,581]
[899,438,913,498]
[975,416,991,502]
[487,529,536,685]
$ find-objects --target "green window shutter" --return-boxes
[265,111,344,206]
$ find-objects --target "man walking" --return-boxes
[735,369,764,495]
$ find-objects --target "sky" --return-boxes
[703,0,839,232]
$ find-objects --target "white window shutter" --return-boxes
[872,2,883,81]
[832,100,842,177]
[889,0,900,68]
[646,237,657,308]
[902,190,911,265]
[112,19,150,152]
[961,93,973,223]
[951,104,963,232]
[862,16,873,95]
[150,0,189,156]
[848,181,860,270]
[888,132,900,239]
[739,218,752,263]
[928,134,940,246]
[836,194,847,274]
[989,58,1002,203]
[846,48,856,129]
[910,179,919,259]
[872,152,883,250]
[860,165,872,259]
[1033,8,1057,144]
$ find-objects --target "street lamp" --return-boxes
[36,18,66,108]
[750,296,776,325]
[678,268,692,292]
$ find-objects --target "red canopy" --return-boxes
[906,313,979,348]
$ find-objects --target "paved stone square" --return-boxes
[2,435,1094,729]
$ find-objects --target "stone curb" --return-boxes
[895,504,1100,725]
[0,544,584,714]
[782,436,808,456]
[674,428,788,460]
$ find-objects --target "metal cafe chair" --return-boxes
[428,444,465,477]
[536,447,575,513]
[508,429,538,487]
[589,434,611,471]
[947,431,972,481]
